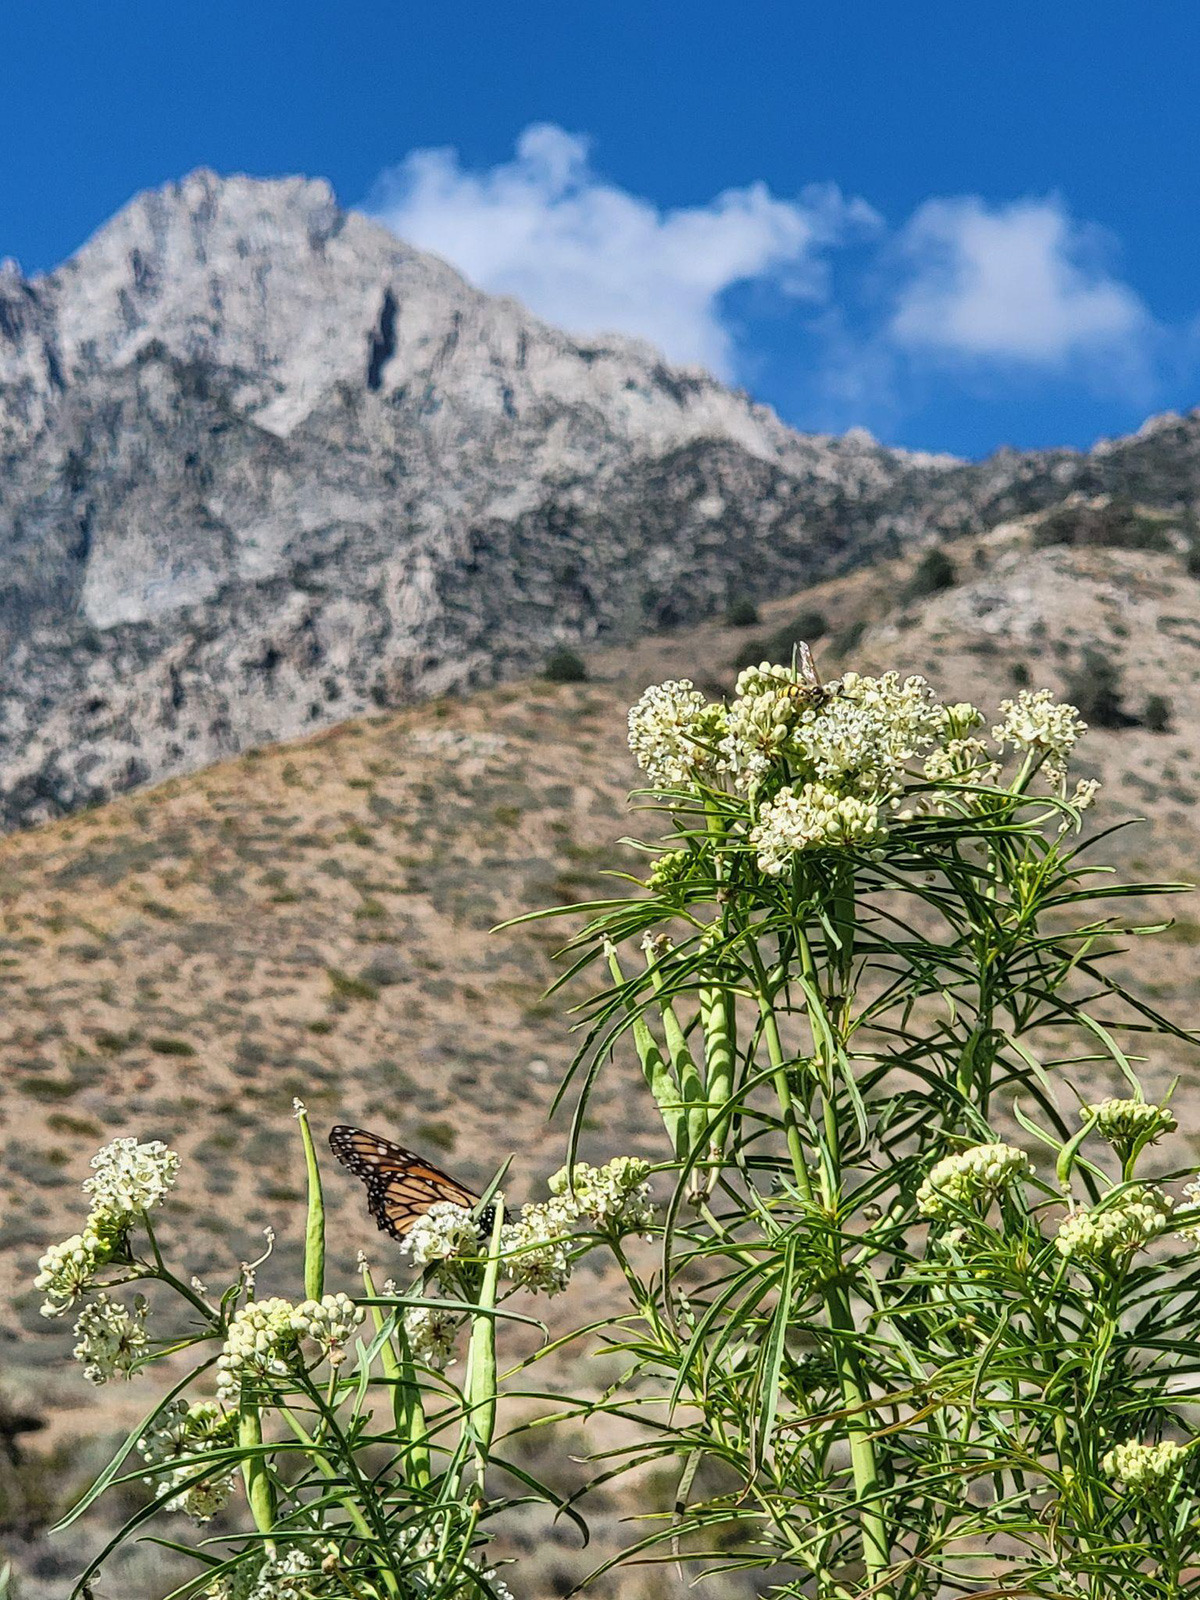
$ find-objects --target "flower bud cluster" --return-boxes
[35,1226,117,1319]
[138,1399,238,1522]
[72,1292,148,1385]
[1083,1098,1177,1148]
[215,1297,300,1401]
[1056,1185,1173,1268]
[291,1292,364,1367]
[1102,1437,1189,1495]
[751,781,882,873]
[916,1143,1032,1220]
[647,847,693,894]
[717,667,803,792]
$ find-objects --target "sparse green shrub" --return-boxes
[1064,648,1140,729]
[907,545,956,596]
[724,595,760,628]
[326,967,379,1001]
[543,646,588,683]
[1145,693,1172,733]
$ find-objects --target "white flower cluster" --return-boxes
[627,664,1096,880]
[216,1297,300,1401]
[72,1292,148,1385]
[401,1202,481,1268]
[628,679,724,789]
[718,666,803,792]
[246,1546,326,1599]
[1083,1098,1177,1148]
[83,1137,180,1223]
[138,1399,238,1522]
[35,1227,114,1319]
[751,781,882,873]
[499,1157,656,1295]
[499,1202,574,1296]
[35,1137,180,1318]
[992,689,1085,781]
[403,1305,462,1371]
[1056,1185,1173,1268]
[291,1293,364,1367]
[923,736,996,788]
[548,1157,655,1231]
[794,671,945,796]
[1103,1438,1189,1495]
[916,1143,1032,1220]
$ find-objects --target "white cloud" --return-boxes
[889,196,1151,367]
[366,124,878,378]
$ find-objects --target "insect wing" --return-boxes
[797,640,823,690]
[329,1124,479,1242]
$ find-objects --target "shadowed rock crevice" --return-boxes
[365,287,397,391]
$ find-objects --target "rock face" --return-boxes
[2,169,1200,829]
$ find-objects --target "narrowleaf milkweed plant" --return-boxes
[520,659,1200,1598]
[31,1100,650,1599]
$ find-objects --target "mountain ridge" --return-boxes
[2,169,1200,830]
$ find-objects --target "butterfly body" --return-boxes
[329,1124,500,1243]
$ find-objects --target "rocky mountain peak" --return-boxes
[1,171,1199,831]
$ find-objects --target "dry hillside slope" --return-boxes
[1,513,1199,1594]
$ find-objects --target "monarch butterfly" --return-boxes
[328,1124,499,1242]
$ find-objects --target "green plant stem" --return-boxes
[790,915,892,1596]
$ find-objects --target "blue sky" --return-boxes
[2,0,1198,458]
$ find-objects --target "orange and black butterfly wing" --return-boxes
[329,1124,479,1242]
